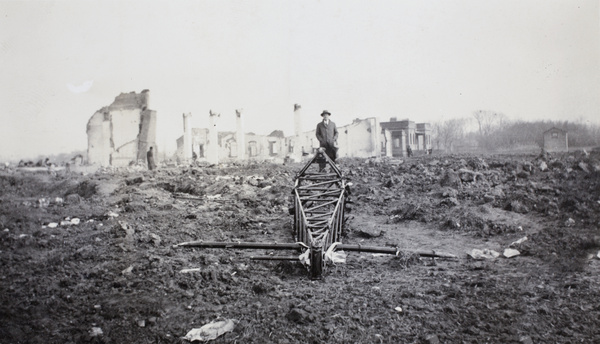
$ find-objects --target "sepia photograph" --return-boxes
[1,0,599,343]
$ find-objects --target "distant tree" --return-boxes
[473,117,600,151]
[433,118,468,152]
[472,110,507,136]
[472,110,508,150]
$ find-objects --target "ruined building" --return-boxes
[176,105,432,163]
[87,90,157,166]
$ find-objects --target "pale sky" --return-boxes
[1,0,599,160]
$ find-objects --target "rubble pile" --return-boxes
[0,151,599,343]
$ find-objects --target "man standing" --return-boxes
[315,110,338,170]
[147,146,156,170]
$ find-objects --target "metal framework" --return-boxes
[291,149,348,278]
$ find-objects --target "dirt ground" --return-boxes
[1,151,599,343]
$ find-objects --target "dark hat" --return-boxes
[320,110,331,117]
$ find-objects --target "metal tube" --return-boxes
[250,256,299,261]
[304,199,338,212]
[175,241,303,250]
[335,244,456,258]
[297,180,342,189]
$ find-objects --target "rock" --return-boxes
[506,200,529,214]
[440,197,459,207]
[149,233,161,246]
[519,336,534,344]
[510,236,528,246]
[522,162,534,172]
[458,169,479,182]
[183,319,235,342]
[126,176,144,185]
[65,193,82,205]
[468,158,489,170]
[490,186,505,198]
[425,334,440,344]
[440,187,458,198]
[565,218,575,227]
[578,162,589,173]
[90,327,103,337]
[446,218,461,229]
[468,249,500,259]
[116,221,135,237]
[503,248,520,258]
[440,170,461,188]
[483,194,495,203]
[538,161,548,172]
[286,308,312,324]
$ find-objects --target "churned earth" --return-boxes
[0,151,599,343]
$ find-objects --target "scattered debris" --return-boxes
[510,236,528,246]
[90,327,103,337]
[299,250,310,266]
[106,211,119,218]
[425,334,440,344]
[325,243,347,264]
[468,249,500,260]
[286,308,313,324]
[183,319,235,342]
[503,248,520,258]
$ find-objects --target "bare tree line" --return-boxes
[432,110,600,152]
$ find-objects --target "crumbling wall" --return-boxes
[337,118,380,158]
[87,90,156,166]
[137,109,157,161]
[87,110,112,166]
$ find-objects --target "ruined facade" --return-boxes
[543,127,568,152]
[87,90,157,166]
[380,118,432,157]
[175,107,431,163]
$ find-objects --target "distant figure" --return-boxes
[407,146,413,157]
[315,110,338,171]
[147,147,156,170]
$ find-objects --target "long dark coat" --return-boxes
[315,120,338,162]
